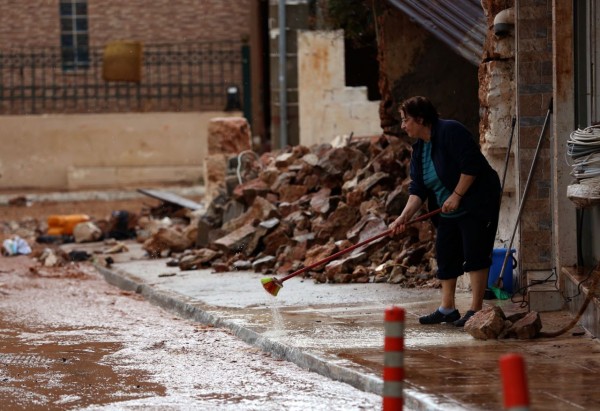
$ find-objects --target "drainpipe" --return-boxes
[278,0,288,148]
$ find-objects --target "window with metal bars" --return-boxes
[59,0,89,71]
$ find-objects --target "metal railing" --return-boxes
[0,41,245,115]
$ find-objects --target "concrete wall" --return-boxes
[552,0,578,270]
[297,30,381,146]
[0,111,240,191]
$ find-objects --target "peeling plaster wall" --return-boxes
[479,0,517,249]
[297,30,381,146]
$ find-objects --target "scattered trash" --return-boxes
[73,221,103,243]
[138,189,203,211]
[107,210,138,240]
[36,235,74,245]
[2,236,32,256]
[93,256,114,268]
[68,250,92,262]
[103,242,129,254]
[38,248,59,267]
[47,214,90,236]
[7,196,31,207]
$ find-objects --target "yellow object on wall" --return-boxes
[102,41,143,83]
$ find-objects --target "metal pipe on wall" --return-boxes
[278,0,288,148]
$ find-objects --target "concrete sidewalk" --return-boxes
[81,242,600,411]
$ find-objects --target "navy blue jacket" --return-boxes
[409,119,501,223]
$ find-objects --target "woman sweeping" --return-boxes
[390,96,501,327]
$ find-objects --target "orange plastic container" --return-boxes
[47,214,90,235]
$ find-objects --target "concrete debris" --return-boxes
[73,222,103,243]
[143,226,194,258]
[103,241,129,254]
[505,311,543,339]
[187,134,439,288]
[178,248,220,271]
[38,248,59,267]
[464,306,507,340]
[465,306,545,340]
[204,117,253,207]
[2,129,440,290]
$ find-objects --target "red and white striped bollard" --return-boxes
[383,306,404,410]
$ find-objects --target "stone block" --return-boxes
[464,306,506,340]
[506,311,542,339]
[207,117,251,155]
[212,223,257,256]
[526,273,564,313]
[203,154,229,207]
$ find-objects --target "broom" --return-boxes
[261,208,442,297]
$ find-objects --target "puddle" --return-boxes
[0,319,165,410]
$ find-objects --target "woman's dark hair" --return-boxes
[400,96,439,126]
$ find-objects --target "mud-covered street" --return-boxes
[0,255,380,410]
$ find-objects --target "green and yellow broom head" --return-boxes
[261,277,283,297]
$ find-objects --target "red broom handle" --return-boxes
[279,208,442,283]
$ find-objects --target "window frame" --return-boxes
[59,0,90,72]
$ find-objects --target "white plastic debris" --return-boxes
[2,236,32,256]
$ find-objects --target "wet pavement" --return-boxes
[1,254,381,410]
[74,242,600,411]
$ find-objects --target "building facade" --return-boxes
[0,0,252,190]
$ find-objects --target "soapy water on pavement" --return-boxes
[263,298,287,338]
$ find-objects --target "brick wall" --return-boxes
[516,0,554,271]
[0,0,251,49]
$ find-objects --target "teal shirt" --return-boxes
[422,142,465,218]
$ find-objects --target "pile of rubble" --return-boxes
[146,118,440,288]
[1,117,441,289]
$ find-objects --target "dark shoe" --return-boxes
[453,310,477,327]
[419,309,461,324]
